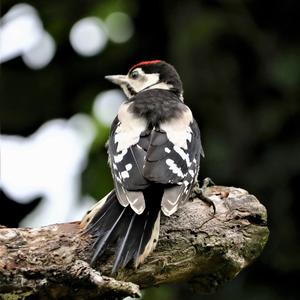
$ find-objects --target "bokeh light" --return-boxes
[105,12,134,43]
[69,17,107,56]
[0,3,44,62]
[0,3,56,69]
[0,115,96,227]
[92,89,125,126]
[22,31,56,69]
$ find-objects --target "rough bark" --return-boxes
[0,186,269,300]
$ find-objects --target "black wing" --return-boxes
[108,117,150,214]
[142,119,202,216]
[109,102,203,216]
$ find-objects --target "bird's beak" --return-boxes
[105,75,128,86]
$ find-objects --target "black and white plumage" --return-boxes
[81,60,204,273]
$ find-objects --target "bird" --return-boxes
[81,60,205,274]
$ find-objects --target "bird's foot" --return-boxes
[192,178,216,214]
[201,177,215,189]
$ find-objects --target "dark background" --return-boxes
[1,0,300,299]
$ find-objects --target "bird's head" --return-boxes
[105,60,183,100]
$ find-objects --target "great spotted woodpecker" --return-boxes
[81,60,204,273]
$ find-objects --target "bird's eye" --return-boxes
[130,70,139,79]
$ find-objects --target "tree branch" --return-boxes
[0,186,269,299]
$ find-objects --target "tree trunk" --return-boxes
[0,186,269,300]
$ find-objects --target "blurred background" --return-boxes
[1,0,299,299]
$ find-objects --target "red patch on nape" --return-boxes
[129,60,161,72]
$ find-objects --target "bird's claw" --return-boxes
[192,178,216,214]
[201,177,215,189]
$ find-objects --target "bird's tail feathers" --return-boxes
[81,189,161,273]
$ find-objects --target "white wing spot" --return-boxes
[121,170,129,179]
[189,169,195,177]
[173,145,192,167]
[183,180,189,186]
[165,147,171,153]
[116,174,122,183]
[125,163,133,171]
[114,149,128,163]
[166,159,184,178]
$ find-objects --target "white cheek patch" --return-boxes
[122,67,175,97]
[121,84,132,98]
[129,71,160,93]
[146,82,173,91]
